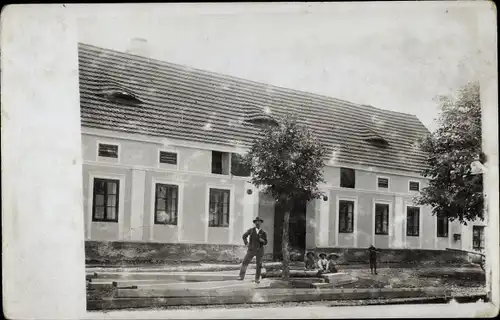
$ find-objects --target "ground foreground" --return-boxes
[86,263,487,311]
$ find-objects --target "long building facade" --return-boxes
[79,43,485,261]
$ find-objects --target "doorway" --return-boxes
[273,199,307,261]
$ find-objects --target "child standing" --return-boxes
[368,245,379,275]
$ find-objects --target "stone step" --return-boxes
[88,290,488,310]
[263,269,320,278]
[114,285,454,299]
[320,272,358,285]
[90,270,260,282]
[90,275,264,289]
[87,262,282,274]
[108,286,459,306]
[310,279,358,289]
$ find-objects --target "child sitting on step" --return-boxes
[317,253,328,272]
[304,251,317,270]
[326,253,339,273]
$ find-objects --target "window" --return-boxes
[375,203,389,235]
[472,226,485,251]
[340,168,355,189]
[230,153,250,177]
[338,200,354,233]
[377,177,389,189]
[154,184,178,225]
[406,206,420,236]
[209,189,230,227]
[102,90,142,105]
[409,181,420,191]
[159,151,177,165]
[92,178,119,222]
[211,151,230,175]
[437,215,449,237]
[98,143,119,158]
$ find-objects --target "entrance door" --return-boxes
[273,199,307,261]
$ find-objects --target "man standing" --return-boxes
[239,217,267,283]
[368,244,379,275]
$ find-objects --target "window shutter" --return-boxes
[159,151,177,165]
[98,144,119,158]
[409,181,420,191]
[378,178,389,188]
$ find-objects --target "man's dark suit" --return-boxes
[239,227,268,281]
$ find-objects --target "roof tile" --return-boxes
[78,43,430,173]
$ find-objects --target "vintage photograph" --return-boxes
[77,3,492,312]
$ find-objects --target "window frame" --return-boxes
[374,203,390,235]
[436,215,449,238]
[211,151,230,175]
[340,167,356,189]
[406,206,420,237]
[153,183,179,225]
[230,152,251,177]
[338,199,355,233]
[92,177,120,223]
[158,149,179,167]
[97,142,120,159]
[408,180,420,192]
[472,226,485,251]
[376,176,390,190]
[208,188,231,228]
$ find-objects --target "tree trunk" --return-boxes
[281,208,291,279]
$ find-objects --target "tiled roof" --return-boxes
[78,43,430,174]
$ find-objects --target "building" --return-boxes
[79,42,485,263]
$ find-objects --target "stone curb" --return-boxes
[87,287,487,310]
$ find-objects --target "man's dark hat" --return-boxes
[253,217,264,223]
[319,253,327,258]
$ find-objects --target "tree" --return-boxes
[415,81,483,224]
[244,115,328,279]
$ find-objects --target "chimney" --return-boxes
[126,37,149,57]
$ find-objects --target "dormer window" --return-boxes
[97,80,142,105]
[108,90,142,104]
[361,127,389,147]
[244,105,278,126]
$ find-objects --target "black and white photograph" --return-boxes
[1,2,498,319]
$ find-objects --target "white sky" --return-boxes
[75,2,484,132]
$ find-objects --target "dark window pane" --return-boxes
[209,189,230,227]
[94,206,105,220]
[437,215,449,237]
[212,151,223,174]
[406,207,420,236]
[472,226,485,250]
[375,204,389,235]
[92,178,119,222]
[106,195,117,207]
[106,206,117,220]
[159,151,177,165]
[107,181,117,195]
[340,168,355,188]
[409,181,420,191]
[156,198,166,211]
[94,180,106,194]
[154,184,178,225]
[95,194,105,206]
[231,153,251,176]
[339,200,354,233]
[98,144,119,158]
[378,178,389,188]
